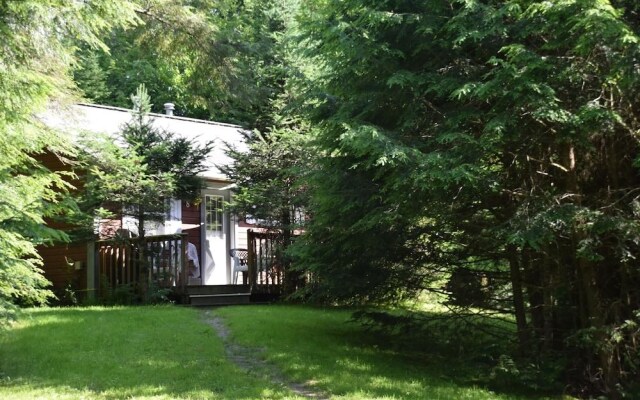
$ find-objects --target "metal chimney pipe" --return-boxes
[163,103,175,116]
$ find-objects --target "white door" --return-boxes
[201,190,230,285]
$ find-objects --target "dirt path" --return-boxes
[202,310,328,399]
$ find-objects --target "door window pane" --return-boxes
[205,195,223,232]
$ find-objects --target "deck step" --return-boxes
[186,284,250,296]
[189,292,251,306]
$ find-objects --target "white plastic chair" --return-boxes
[230,248,249,284]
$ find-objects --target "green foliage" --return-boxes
[73,0,298,127]
[489,354,566,395]
[445,268,491,308]
[294,0,640,395]
[80,84,212,237]
[220,0,312,294]
[74,24,211,119]
[224,128,310,231]
[72,50,111,103]
[95,281,172,305]
[122,85,213,202]
[219,0,308,219]
[81,130,175,234]
[224,127,312,294]
[144,283,173,305]
[565,309,640,397]
[0,0,138,326]
[8,0,638,395]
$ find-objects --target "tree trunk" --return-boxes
[508,244,530,354]
[525,249,545,346]
[541,246,554,351]
[577,254,619,395]
[564,142,620,395]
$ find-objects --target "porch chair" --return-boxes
[230,248,249,285]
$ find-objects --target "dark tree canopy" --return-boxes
[73,0,296,128]
[293,0,640,395]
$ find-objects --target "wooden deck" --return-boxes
[94,231,285,306]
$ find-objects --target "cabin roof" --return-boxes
[41,102,247,181]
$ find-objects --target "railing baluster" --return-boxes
[180,234,187,291]
[170,238,175,287]
[126,242,131,285]
[247,230,256,289]
[116,244,122,285]
[110,246,114,287]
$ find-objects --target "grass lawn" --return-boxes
[216,305,568,400]
[0,306,299,399]
[0,305,570,399]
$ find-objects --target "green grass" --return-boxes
[0,306,300,399]
[0,305,571,399]
[215,305,568,400]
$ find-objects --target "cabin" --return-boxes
[40,103,282,305]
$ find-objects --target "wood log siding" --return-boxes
[38,243,87,293]
[37,151,89,294]
[96,234,188,297]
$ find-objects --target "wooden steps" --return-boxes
[184,285,251,306]
[186,284,250,295]
[189,292,251,306]
[179,284,281,306]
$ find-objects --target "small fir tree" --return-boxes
[81,84,213,239]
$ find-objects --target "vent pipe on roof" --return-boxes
[163,103,175,116]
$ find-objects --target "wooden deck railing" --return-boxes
[247,230,286,294]
[95,233,188,298]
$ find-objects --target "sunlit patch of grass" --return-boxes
[403,288,450,313]
[0,306,303,399]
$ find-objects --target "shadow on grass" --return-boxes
[345,309,564,399]
[0,307,296,399]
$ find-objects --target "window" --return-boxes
[205,195,224,232]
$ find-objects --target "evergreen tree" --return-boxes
[221,0,312,294]
[73,0,287,126]
[223,127,311,294]
[81,85,213,239]
[0,0,138,326]
[295,0,640,395]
